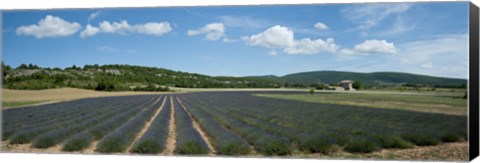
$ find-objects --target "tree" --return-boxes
[2,62,11,84]
[27,64,39,69]
[315,83,326,90]
[352,81,364,90]
[17,64,28,70]
[309,88,315,95]
[95,80,116,91]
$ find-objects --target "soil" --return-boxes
[162,96,177,155]
[1,140,63,153]
[81,141,98,154]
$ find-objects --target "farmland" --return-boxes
[1,91,468,160]
[255,91,467,115]
[1,88,167,109]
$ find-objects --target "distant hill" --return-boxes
[274,71,466,87]
[2,64,282,91]
[2,63,466,91]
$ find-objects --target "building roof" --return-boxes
[340,80,354,83]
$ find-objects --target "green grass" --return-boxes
[256,92,467,115]
[2,101,46,108]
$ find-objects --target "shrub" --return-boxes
[332,134,350,146]
[402,133,439,146]
[440,133,461,142]
[376,135,414,149]
[298,136,335,154]
[352,130,367,135]
[32,137,55,148]
[262,140,292,156]
[96,138,127,153]
[217,142,250,155]
[9,130,41,144]
[176,141,209,155]
[344,137,379,153]
[62,133,94,151]
[352,81,364,90]
[131,139,162,154]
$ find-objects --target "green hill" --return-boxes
[2,63,466,91]
[277,71,466,87]
[2,64,281,91]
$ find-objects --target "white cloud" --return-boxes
[16,15,81,38]
[126,49,137,53]
[187,22,229,41]
[353,39,398,54]
[219,16,266,29]
[242,25,295,48]
[134,22,173,36]
[243,25,339,55]
[80,25,100,38]
[392,34,468,78]
[360,32,369,37]
[420,62,433,69]
[284,38,337,55]
[339,48,356,56]
[314,22,329,30]
[343,34,468,79]
[267,50,278,56]
[98,21,132,35]
[342,3,412,30]
[79,20,172,38]
[338,39,397,56]
[377,16,416,36]
[97,46,116,52]
[222,38,236,43]
[88,11,101,22]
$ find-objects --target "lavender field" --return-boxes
[1,91,467,157]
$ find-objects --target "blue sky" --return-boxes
[2,2,469,78]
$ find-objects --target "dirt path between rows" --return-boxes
[125,96,167,153]
[176,97,217,155]
[162,96,177,155]
[82,141,98,154]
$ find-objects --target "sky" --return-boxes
[1,2,469,79]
